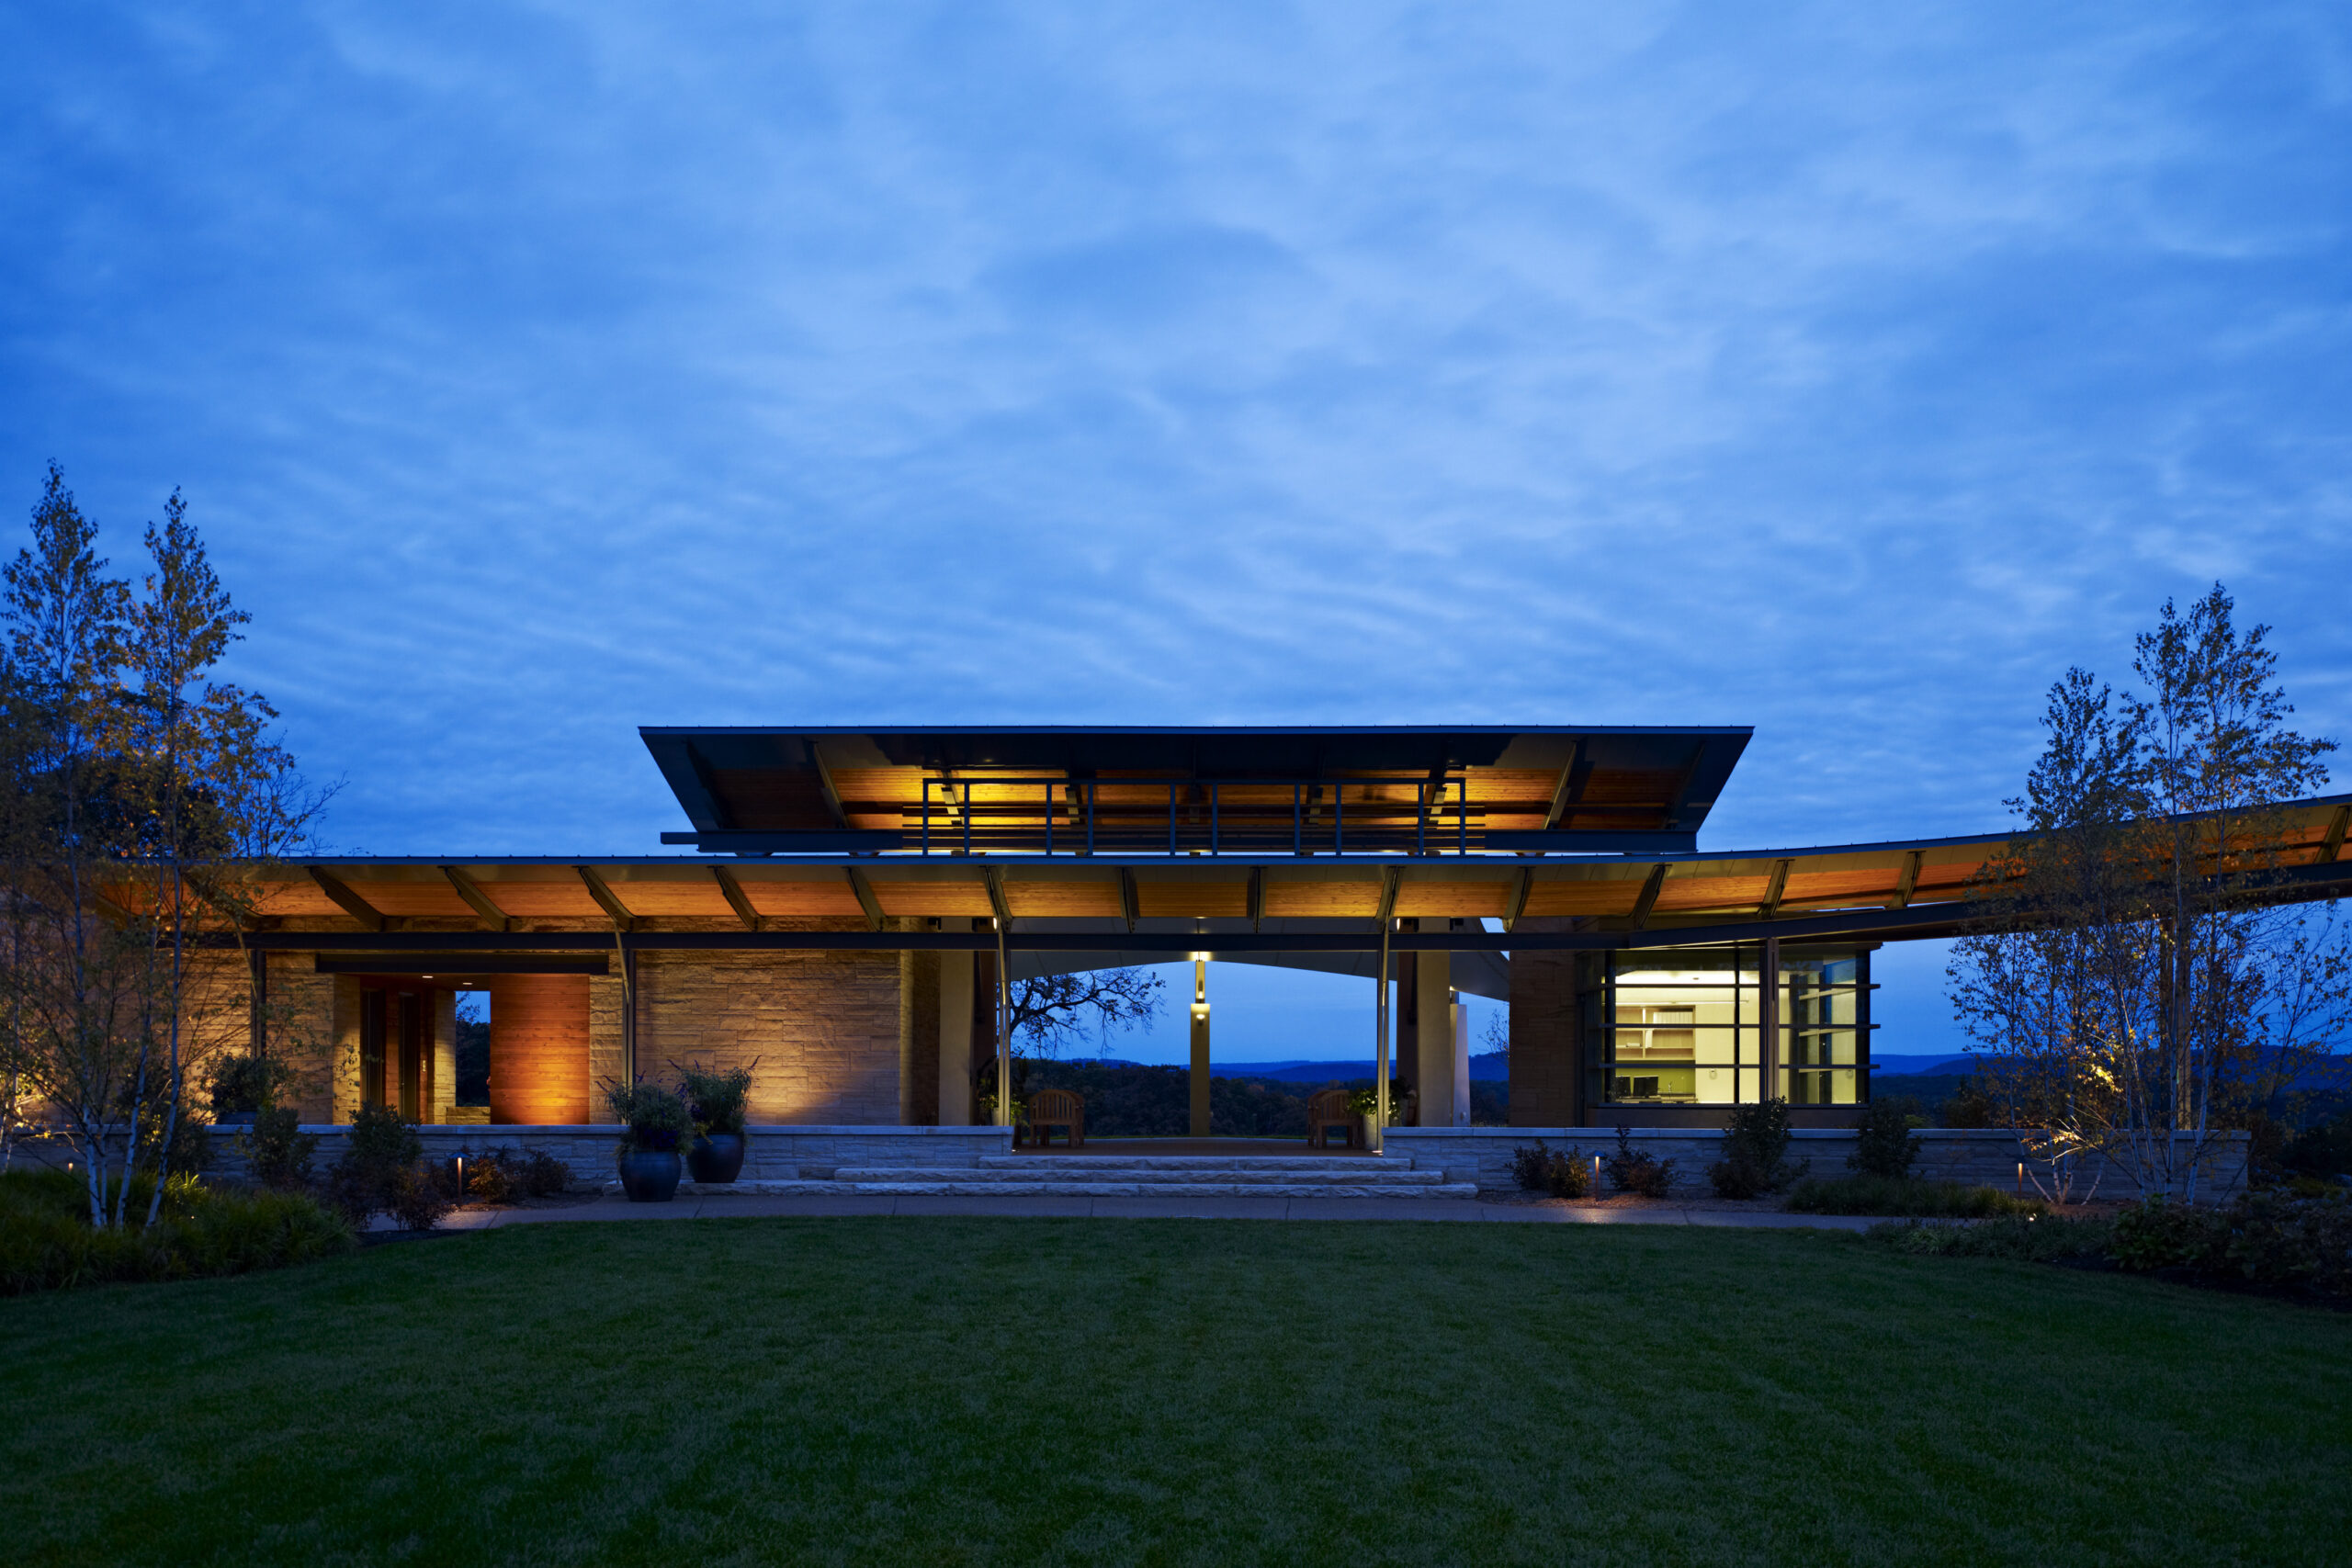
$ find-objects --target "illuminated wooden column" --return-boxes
[486,974,590,1125]
[1189,953,1211,1138]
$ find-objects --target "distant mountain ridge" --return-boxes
[1084,1054,1512,1083]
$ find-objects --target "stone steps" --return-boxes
[972,1155,1396,1173]
[834,1163,1449,1187]
[617,1153,1478,1201]
[832,1180,1477,1198]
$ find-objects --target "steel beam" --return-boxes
[308,866,386,932]
[1504,866,1533,932]
[844,866,886,932]
[1628,863,1668,930]
[2325,804,2350,863]
[1119,866,1138,932]
[711,864,763,931]
[1760,858,1791,918]
[983,866,1011,929]
[574,865,636,932]
[1892,850,1923,909]
[441,866,513,931]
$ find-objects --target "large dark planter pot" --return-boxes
[617,1147,683,1202]
[686,1132,747,1184]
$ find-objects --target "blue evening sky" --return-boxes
[5,4,2347,1065]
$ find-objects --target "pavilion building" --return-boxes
[197,725,2352,1141]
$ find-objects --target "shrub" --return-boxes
[1709,1099,1806,1199]
[2107,1194,2224,1272]
[2281,1112,2352,1182]
[238,1105,318,1190]
[384,1167,452,1232]
[206,1053,291,1116]
[465,1145,571,1203]
[0,1172,354,1295]
[1787,1174,2040,1218]
[1604,1126,1675,1199]
[1510,1141,1592,1199]
[1849,1098,1924,1179]
[325,1103,431,1226]
[1865,1214,2112,1262]
[604,1078,693,1156]
[676,1062,755,1136]
[2217,1191,2352,1296]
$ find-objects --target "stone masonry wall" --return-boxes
[189,1122,1012,1187]
[635,950,901,1124]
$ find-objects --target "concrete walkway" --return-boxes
[405,1193,1884,1231]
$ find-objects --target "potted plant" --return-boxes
[207,1053,288,1128]
[604,1078,692,1201]
[677,1062,753,1183]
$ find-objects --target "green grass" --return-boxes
[1,1219,2346,1568]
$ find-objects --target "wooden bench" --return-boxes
[1305,1087,1359,1149]
[1028,1087,1085,1148]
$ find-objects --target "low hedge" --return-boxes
[1867,1214,2113,1263]
[1786,1174,2042,1218]
[0,1169,354,1296]
[1868,1190,2352,1300]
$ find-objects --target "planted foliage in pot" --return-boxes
[677,1062,755,1183]
[207,1053,289,1128]
[605,1078,692,1201]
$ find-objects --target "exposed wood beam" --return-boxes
[844,867,886,932]
[1759,858,1792,919]
[441,866,513,931]
[1375,865,1400,924]
[2324,804,2350,863]
[1628,863,1669,931]
[808,741,850,829]
[1891,851,1924,909]
[1505,866,1534,933]
[1118,867,1138,933]
[573,866,636,933]
[308,866,386,933]
[1541,744,1582,829]
[1248,866,1264,932]
[981,867,1011,930]
[710,865,763,931]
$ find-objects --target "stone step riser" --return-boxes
[840,1182,1479,1199]
[634,1179,1479,1200]
[976,1156,1408,1172]
[832,1167,1449,1186]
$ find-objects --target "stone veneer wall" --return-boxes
[1383,1126,2251,1199]
[636,950,901,1123]
[196,1122,1011,1186]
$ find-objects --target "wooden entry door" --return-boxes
[396,990,424,1122]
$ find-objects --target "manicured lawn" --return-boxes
[2,1219,2346,1567]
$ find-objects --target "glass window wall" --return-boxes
[1584,943,1873,1109]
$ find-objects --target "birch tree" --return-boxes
[1949,587,2349,1201]
[0,467,319,1225]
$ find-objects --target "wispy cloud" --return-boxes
[0,0,2345,870]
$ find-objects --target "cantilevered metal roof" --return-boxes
[640,725,1752,857]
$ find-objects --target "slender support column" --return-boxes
[1189,953,1211,1138]
[620,940,638,1083]
[1374,921,1391,1152]
[1416,949,1453,1128]
[1759,935,1781,1104]
[995,919,1012,1127]
[1450,986,1470,1127]
[937,919,974,1125]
